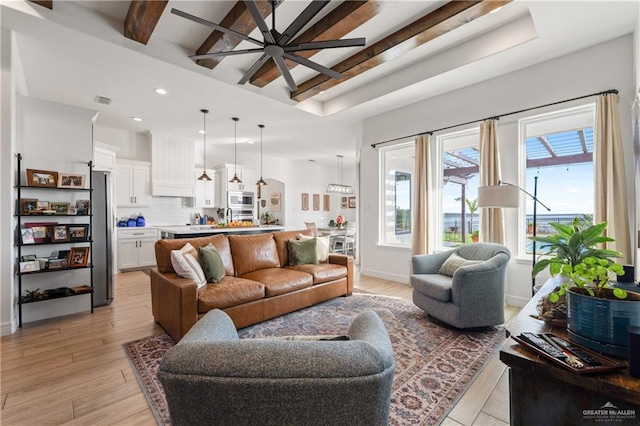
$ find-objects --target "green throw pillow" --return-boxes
[438,252,482,277]
[199,243,226,283]
[287,238,318,266]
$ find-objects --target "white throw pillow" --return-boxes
[438,252,482,277]
[298,234,330,262]
[171,243,207,289]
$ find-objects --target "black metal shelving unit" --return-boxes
[15,153,94,326]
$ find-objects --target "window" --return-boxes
[379,142,413,246]
[438,129,480,249]
[520,104,595,256]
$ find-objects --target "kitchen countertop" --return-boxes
[153,224,285,235]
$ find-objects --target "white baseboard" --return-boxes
[506,294,529,308]
[1,319,17,336]
[360,268,410,285]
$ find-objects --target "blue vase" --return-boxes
[136,214,146,227]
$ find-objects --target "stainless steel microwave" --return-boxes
[228,191,254,208]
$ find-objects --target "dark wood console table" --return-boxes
[500,279,640,425]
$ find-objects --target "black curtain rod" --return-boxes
[370,88,618,148]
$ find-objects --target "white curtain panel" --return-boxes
[479,119,505,244]
[594,93,632,264]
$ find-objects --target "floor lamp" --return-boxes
[477,177,551,296]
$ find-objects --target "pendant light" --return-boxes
[326,154,353,193]
[229,117,242,184]
[256,124,268,186]
[197,109,211,181]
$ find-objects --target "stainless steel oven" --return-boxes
[231,208,255,223]
[228,191,254,208]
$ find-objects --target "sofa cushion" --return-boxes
[287,238,318,265]
[171,243,207,289]
[199,244,226,283]
[286,263,347,285]
[411,274,453,302]
[228,233,280,276]
[156,234,234,276]
[197,277,265,313]
[241,268,313,297]
[438,252,482,277]
[297,234,330,262]
[273,230,312,267]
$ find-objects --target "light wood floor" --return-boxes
[1,270,519,425]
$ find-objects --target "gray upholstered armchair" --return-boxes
[158,309,395,426]
[411,243,511,329]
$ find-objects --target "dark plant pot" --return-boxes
[567,288,640,359]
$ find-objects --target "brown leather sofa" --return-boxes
[150,230,353,342]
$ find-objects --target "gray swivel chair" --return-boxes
[411,243,511,329]
[332,222,356,256]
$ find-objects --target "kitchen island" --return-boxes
[156,224,285,239]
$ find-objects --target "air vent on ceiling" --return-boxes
[94,95,112,105]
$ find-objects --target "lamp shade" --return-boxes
[477,185,519,208]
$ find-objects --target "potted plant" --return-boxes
[470,230,479,243]
[527,222,534,234]
[531,218,640,358]
[260,211,275,225]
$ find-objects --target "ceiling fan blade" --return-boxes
[238,54,272,85]
[273,56,298,91]
[284,52,341,80]
[244,0,275,44]
[278,0,330,45]
[190,48,264,61]
[284,38,366,52]
[171,8,263,47]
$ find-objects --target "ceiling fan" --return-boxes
[171,0,366,91]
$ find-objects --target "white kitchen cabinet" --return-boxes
[116,160,151,206]
[216,163,256,193]
[117,228,157,270]
[193,168,218,208]
[94,142,119,171]
[151,132,195,197]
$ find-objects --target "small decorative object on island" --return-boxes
[336,214,345,228]
[531,218,640,358]
[260,211,275,225]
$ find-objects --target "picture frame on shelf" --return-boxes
[19,261,39,273]
[36,201,49,211]
[58,249,70,261]
[68,224,89,242]
[21,254,37,262]
[48,258,68,269]
[301,193,309,211]
[67,207,78,215]
[348,197,356,209]
[20,228,35,245]
[313,194,320,211]
[26,169,58,188]
[58,173,86,189]
[50,202,70,214]
[68,247,89,267]
[25,222,55,243]
[75,200,90,215]
[20,198,38,215]
[52,225,69,242]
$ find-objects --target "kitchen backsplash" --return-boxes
[117,197,205,226]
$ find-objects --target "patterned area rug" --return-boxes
[123,292,505,425]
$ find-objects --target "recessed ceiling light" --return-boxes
[153,87,168,95]
[132,116,143,122]
[199,130,205,134]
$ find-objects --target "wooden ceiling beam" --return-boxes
[28,0,52,9]
[124,1,168,45]
[195,1,275,70]
[250,0,383,88]
[291,0,512,102]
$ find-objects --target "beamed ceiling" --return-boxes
[5,1,638,165]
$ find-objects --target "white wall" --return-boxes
[360,35,636,306]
